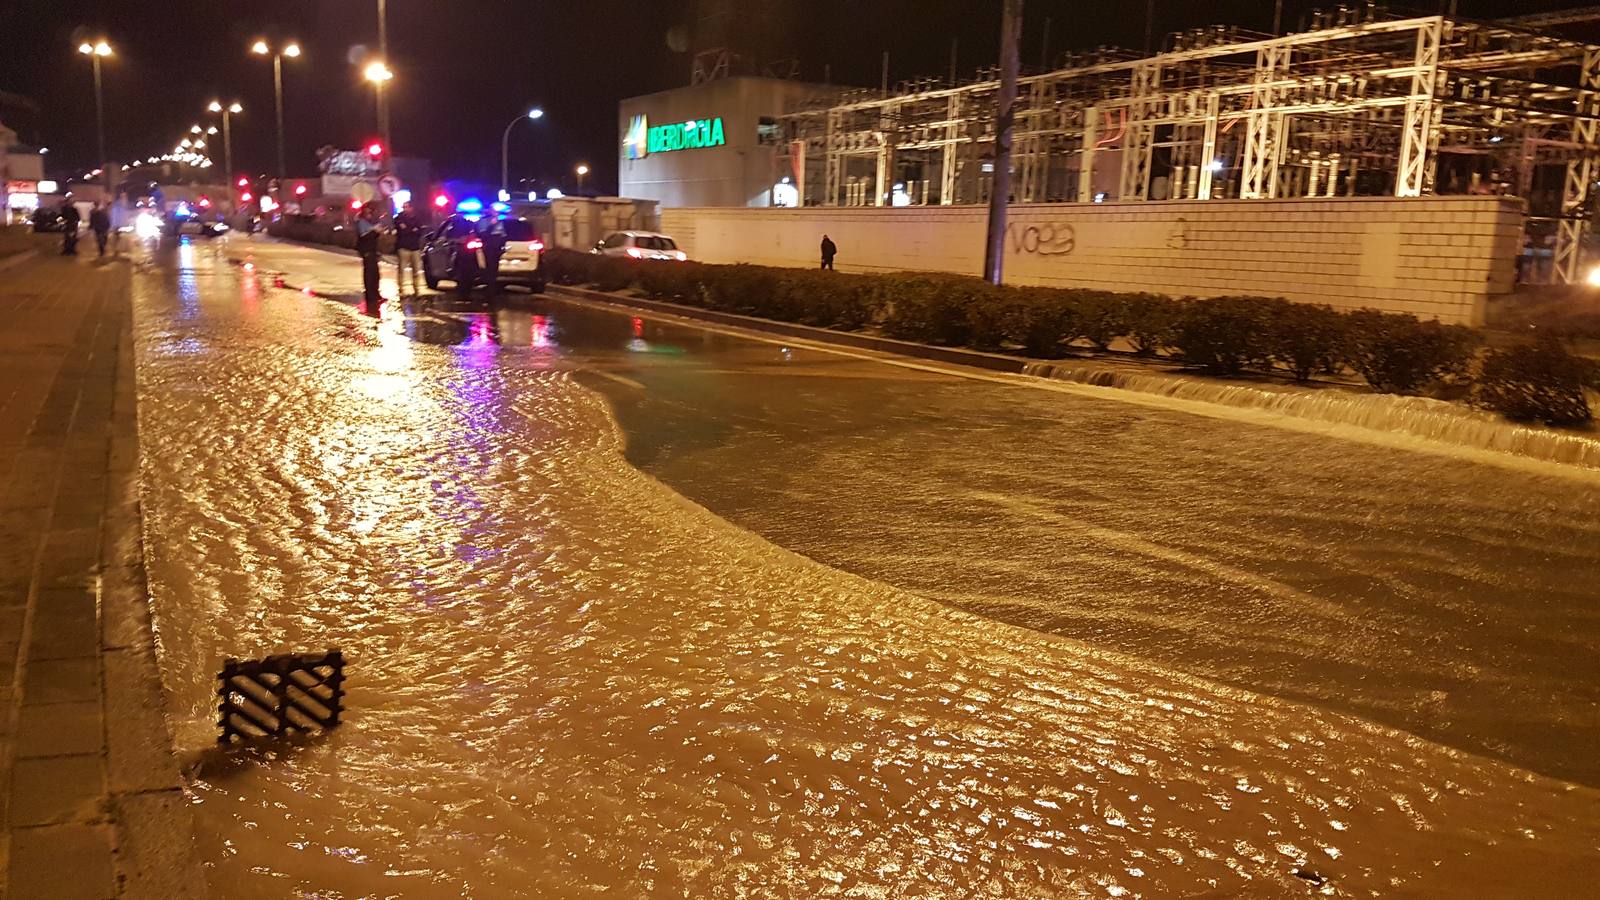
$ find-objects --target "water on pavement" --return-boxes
[133,238,1600,897]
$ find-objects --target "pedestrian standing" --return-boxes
[355,205,383,317]
[393,201,424,298]
[820,233,837,270]
[89,203,111,257]
[60,203,82,256]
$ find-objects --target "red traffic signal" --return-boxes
[240,191,254,203]
[432,193,450,208]
[349,198,363,210]
[237,176,250,188]
[366,142,384,158]
[294,183,308,196]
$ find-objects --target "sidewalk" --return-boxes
[0,250,205,899]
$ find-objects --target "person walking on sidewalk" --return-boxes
[820,234,837,270]
[89,203,111,257]
[393,201,425,299]
[60,203,82,256]
[355,204,383,317]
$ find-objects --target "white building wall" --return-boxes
[661,196,1523,325]
[619,78,823,208]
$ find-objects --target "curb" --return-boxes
[548,284,1036,375]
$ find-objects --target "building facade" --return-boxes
[618,77,825,208]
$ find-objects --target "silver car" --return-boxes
[591,230,686,261]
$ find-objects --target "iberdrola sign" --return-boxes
[631,116,726,156]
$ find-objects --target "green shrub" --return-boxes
[1171,296,1276,375]
[1077,290,1129,351]
[1345,309,1479,394]
[1123,293,1180,356]
[1265,301,1347,382]
[1003,288,1080,357]
[700,264,783,315]
[881,274,990,345]
[634,260,703,301]
[1473,338,1594,426]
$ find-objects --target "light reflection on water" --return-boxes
[131,260,1600,897]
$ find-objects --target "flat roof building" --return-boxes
[618,77,826,208]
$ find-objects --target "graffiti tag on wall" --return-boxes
[1007,222,1076,256]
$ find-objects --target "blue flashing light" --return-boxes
[455,197,484,213]
[490,201,511,213]
[463,214,483,222]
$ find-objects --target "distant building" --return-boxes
[1,117,48,224]
[618,77,830,208]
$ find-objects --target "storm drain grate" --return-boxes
[217,650,346,745]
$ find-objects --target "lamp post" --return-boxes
[500,107,544,195]
[363,61,394,161]
[76,39,112,166]
[252,39,301,186]
[575,163,589,193]
[208,100,243,193]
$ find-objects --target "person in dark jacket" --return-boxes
[89,203,112,256]
[355,204,383,316]
[60,204,82,256]
[820,234,837,270]
[392,201,424,298]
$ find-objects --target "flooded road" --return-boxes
[135,238,1600,896]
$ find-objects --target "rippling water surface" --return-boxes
[135,241,1600,897]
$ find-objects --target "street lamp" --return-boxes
[364,61,394,162]
[76,38,112,166]
[576,163,589,193]
[252,39,301,186]
[501,107,544,196]
[208,100,243,195]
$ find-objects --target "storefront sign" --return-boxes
[5,180,39,194]
[624,115,726,158]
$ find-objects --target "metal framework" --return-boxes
[778,7,1600,282]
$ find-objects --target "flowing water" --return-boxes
[133,239,1600,897]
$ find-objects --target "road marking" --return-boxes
[587,369,645,390]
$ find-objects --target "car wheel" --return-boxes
[423,257,440,290]
[530,277,546,294]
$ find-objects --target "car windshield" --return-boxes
[638,236,677,251]
[499,219,535,241]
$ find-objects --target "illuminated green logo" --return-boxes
[646,117,726,154]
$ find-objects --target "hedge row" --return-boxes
[560,250,1600,427]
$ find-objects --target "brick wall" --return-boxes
[660,196,1525,326]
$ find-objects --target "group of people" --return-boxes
[58,202,113,258]
[352,200,427,316]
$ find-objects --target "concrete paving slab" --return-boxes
[7,823,115,900]
[15,701,103,758]
[21,657,100,705]
[109,792,208,900]
[10,755,104,826]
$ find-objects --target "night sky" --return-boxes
[0,0,1575,192]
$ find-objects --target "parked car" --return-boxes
[592,230,686,261]
[30,208,64,233]
[423,214,547,296]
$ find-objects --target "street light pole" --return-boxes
[253,41,300,189]
[77,40,112,166]
[500,107,544,195]
[209,100,243,194]
[363,61,394,164]
[982,0,1023,286]
[576,164,589,193]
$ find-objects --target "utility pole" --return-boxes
[983,0,1022,285]
[1145,0,1155,53]
[949,37,959,84]
[1041,17,1051,70]
[1274,0,1284,35]
[881,51,890,93]
[377,0,392,158]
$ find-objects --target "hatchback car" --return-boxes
[592,230,686,261]
[423,214,546,295]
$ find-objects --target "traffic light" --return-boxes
[294,183,308,196]
[366,142,384,159]
[237,176,250,188]
[240,191,253,203]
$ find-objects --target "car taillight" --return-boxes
[671,250,687,261]
[529,240,544,252]
[465,238,483,251]
[626,247,644,259]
